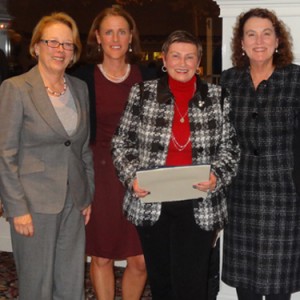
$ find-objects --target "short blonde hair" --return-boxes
[29,12,82,67]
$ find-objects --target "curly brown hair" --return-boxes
[231,8,293,68]
[86,6,141,64]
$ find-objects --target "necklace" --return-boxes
[45,77,67,97]
[171,133,191,151]
[99,64,131,83]
[174,102,188,123]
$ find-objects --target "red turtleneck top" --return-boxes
[165,75,196,166]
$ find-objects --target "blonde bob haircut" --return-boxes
[29,12,82,67]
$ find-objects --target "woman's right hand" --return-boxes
[133,178,150,198]
[13,214,34,237]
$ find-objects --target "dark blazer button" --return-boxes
[64,140,71,146]
[253,149,259,156]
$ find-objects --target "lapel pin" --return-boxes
[198,100,205,108]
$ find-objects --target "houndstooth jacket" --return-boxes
[112,75,240,230]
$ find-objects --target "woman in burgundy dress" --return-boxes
[73,7,147,300]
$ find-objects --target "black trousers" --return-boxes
[236,288,291,300]
[137,200,214,300]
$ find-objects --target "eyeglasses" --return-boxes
[40,39,75,51]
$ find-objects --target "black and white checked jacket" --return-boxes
[112,75,240,230]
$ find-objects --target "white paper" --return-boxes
[136,165,211,203]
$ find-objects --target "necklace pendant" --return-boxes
[174,102,188,124]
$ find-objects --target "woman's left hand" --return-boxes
[133,178,150,198]
[193,172,217,192]
[82,205,92,225]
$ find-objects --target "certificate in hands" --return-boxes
[136,165,211,203]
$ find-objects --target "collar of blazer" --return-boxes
[25,65,82,138]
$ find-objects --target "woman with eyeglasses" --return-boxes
[0,12,94,300]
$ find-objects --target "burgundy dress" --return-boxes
[86,64,143,259]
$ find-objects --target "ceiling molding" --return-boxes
[214,0,300,17]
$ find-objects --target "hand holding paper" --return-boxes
[136,165,211,203]
[133,178,150,198]
[192,172,217,192]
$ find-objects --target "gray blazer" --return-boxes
[0,66,94,218]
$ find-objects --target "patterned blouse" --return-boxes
[112,75,240,230]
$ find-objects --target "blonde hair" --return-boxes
[29,12,82,67]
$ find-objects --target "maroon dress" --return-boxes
[86,64,143,259]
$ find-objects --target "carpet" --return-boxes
[0,251,152,300]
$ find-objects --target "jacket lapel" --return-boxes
[26,66,69,137]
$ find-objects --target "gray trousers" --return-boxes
[10,192,86,300]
